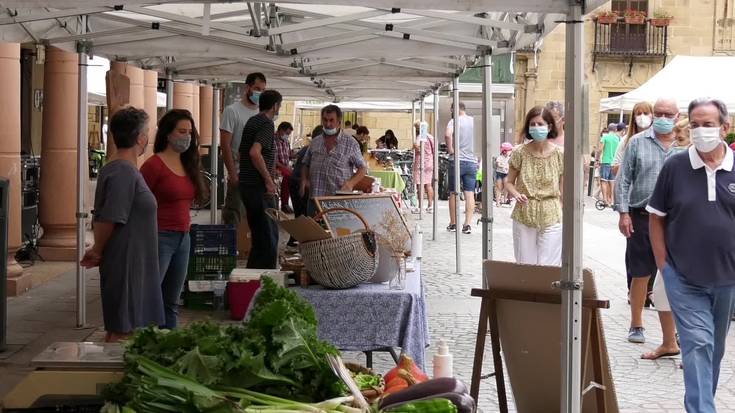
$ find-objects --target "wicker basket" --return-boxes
[271,207,378,289]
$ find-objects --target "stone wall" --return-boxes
[515,0,720,148]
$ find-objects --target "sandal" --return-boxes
[641,349,680,360]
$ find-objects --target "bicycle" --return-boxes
[191,169,213,210]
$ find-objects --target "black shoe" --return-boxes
[281,205,294,214]
[462,225,471,234]
[446,224,456,232]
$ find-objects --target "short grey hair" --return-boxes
[545,101,565,118]
[688,97,729,125]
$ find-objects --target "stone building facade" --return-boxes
[514,0,732,147]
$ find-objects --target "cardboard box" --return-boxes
[273,215,331,243]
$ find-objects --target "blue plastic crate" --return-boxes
[190,224,237,256]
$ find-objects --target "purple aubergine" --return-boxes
[378,377,469,409]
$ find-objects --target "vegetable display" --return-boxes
[105,277,343,407]
[102,276,476,413]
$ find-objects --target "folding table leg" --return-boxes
[470,296,490,401]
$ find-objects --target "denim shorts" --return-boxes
[599,164,614,181]
[448,160,478,192]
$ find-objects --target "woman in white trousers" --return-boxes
[505,106,564,266]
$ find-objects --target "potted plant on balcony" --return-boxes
[624,9,647,25]
[596,10,619,25]
[651,8,673,27]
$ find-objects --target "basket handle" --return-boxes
[314,207,371,231]
[265,208,289,223]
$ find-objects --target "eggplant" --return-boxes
[379,377,469,409]
[382,392,476,413]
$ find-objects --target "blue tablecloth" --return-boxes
[293,265,429,369]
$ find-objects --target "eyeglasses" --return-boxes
[653,112,677,119]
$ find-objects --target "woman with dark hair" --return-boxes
[141,109,207,329]
[81,106,164,342]
[505,106,564,266]
[377,129,399,149]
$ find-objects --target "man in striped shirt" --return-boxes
[615,97,682,359]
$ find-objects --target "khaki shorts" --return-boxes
[222,183,246,225]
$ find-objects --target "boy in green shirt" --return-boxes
[599,123,621,206]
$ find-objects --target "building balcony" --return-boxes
[593,18,669,74]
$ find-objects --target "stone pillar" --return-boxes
[38,47,78,261]
[0,43,24,293]
[142,69,158,163]
[105,61,144,158]
[192,83,200,131]
[173,82,194,114]
[199,85,213,148]
[524,69,538,114]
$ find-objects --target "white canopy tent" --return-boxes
[600,55,735,114]
[0,1,604,411]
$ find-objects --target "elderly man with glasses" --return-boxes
[615,98,681,360]
[648,98,735,412]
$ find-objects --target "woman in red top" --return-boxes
[141,109,206,329]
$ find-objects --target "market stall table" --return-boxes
[293,264,428,369]
[369,169,407,193]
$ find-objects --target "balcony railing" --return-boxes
[593,18,669,73]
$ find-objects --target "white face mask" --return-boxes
[635,114,652,129]
[691,126,723,153]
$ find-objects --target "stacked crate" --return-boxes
[184,224,237,310]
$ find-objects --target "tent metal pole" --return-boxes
[165,69,174,111]
[432,90,439,241]
[211,87,221,224]
[419,97,425,220]
[75,35,89,328]
[481,53,493,290]
[560,2,585,412]
[452,78,461,274]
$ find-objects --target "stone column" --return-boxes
[192,83,200,131]
[0,43,24,293]
[524,69,538,114]
[173,81,194,114]
[38,47,78,261]
[142,69,158,163]
[105,62,144,158]
[199,85,213,148]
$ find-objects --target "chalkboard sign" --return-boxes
[314,194,411,243]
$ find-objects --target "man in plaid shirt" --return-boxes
[301,105,367,215]
[275,122,294,213]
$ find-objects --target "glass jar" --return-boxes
[389,255,406,290]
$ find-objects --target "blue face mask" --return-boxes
[323,127,339,136]
[249,90,261,105]
[652,116,675,134]
[529,126,549,141]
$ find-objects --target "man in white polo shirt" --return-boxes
[648,97,735,412]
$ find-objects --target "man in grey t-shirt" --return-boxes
[445,102,478,234]
[219,72,266,225]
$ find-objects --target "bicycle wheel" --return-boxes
[191,171,213,210]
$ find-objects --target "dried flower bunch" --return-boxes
[377,209,410,256]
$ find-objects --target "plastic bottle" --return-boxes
[433,339,453,378]
[411,223,423,260]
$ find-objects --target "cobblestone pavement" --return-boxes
[347,198,735,412]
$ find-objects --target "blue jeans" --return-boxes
[663,264,735,412]
[158,231,191,329]
[448,160,478,192]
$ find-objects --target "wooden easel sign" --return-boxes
[471,260,619,413]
